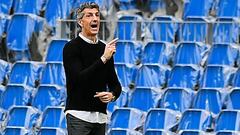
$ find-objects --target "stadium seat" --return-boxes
[192,88,223,115]
[114,41,142,64]
[207,43,239,66]
[149,0,166,13]
[128,87,161,112]
[107,87,128,113]
[118,0,137,11]
[38,127,67,135]
[40,107,66,129]
[0,85,32,110]
[0,0,13,14]
[8,61,43,88]
[227,88,240,110]
[44,0,70,29]
[179,17,210,43]
[0,59,10,85]
[213,18,239,44]
[6,14,44,61]
[6,106,40,128]
[142,41,174,65]
[231,68,240,87]
[159,88,194,113]
[32,85,66,112]
[3,127,30,135]
[216,0,240,18]
[13,0,44,15]
[173,42,207,65]
[108,128,142,135]
[40,62,66,87]
[144,108,179,132]
[115,15,143,40]
[115,63,137,87]
[167,65,201,89]
[177,109,212,131]
[45,39,69,62]
[215,110,240,132]
[148,16,178,42]
[200,65,234,88]
[109,108,143,130]
[216,131,240,135]
[145,129,176,135]
[135,64,170,88]
[179,130,206,135]
[183,0,213,18]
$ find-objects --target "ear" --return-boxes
[78,20,83,27]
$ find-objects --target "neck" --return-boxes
[80,32,97,43]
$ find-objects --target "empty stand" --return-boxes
[32,85,66,112]
[142,41,174,65]
[45,39,68,62]
[13,0,44,15]
[227,88,240,110]
[128,87,161,112]
[159,88,194,113]
[216,0,240,18]
[0,0,13,14]
[3,127,30,135]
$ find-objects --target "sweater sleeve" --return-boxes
[63,43,105,82]
[107,57,122,100]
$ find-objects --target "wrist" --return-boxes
[110,92,116,102]
[101,56,108,64]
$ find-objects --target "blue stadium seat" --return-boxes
[149,0,166,13]
[173,42,207,65]
[7,106,40,128]
[128,87,161,112]
[107,87,128,113]
[114,41,142,64]
[216,131,240,135]
[0,85,32,110]
[200,65,234,88]
[32,85,66,112]
[45,39,68,62]
[38,127,67,135]
[183,0,213,18]
[0,59,10,85]
[6,14,44,61]
[216,0,240,18]
[115,15,143,40]
[115,63,137,87]
[148,16,178,42]
[118,0,137,11]
[40,62,66,87]
[8,61,43,88]
[135,64,170,88]
[168,65,200,89]
[227,88,240,110]
[179,17,210,42]
[144,108,179,132]
[231,68,240,87]
[213,18,239,44]
[178,109,212,131]
[145,129,176,135]
[192,88,223,115]
[207,43,239,66]
[215,110,240,132]
[0,0,13,14]
[44,0,70,29]
[41,107,66,129]
[159,88,194,113]
[142,41,174,65]
[108,128,142,135]
[109,108,143,130]
[3,127,30,135]
[13,0,44,14]
[179,130,206,135]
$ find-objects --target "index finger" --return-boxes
[107,38,118,45]
[94,92,108,97]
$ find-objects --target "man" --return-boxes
[63,2,122,135]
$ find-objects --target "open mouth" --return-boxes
[91,24,98,29]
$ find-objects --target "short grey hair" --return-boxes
[76,2,100,21]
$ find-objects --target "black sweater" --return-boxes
[63,36,122,114]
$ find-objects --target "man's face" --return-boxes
[79,8,100,37]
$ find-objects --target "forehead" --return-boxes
[82,8,99,14]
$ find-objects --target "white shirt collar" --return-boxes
[79,33,98,44]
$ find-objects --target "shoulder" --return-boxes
[63,37,82,52]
